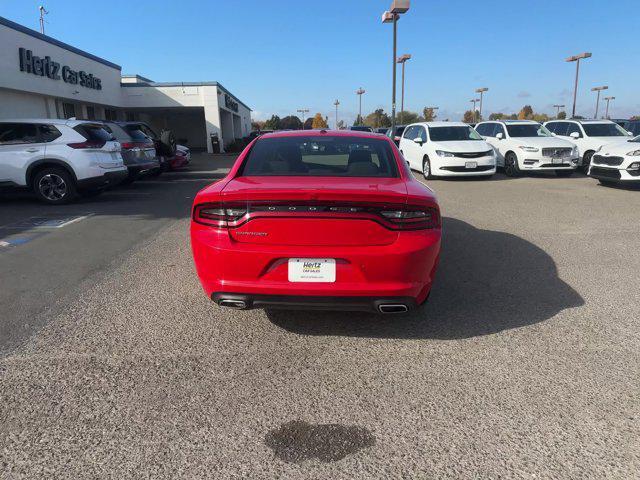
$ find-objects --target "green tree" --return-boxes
[422,107,437,122]
[251,120,266,131]
[557,111,567,119]
[364,109,391,128]
[518,105,534,120]
[399,111,420,124]
[303,117,314,129]
[532,113,549,123]
[354,114,364,126]
[311,113,328,129]
[462,110,478,123]
[280,115,303,130]
[264,115,281,130]
[489,113,505,120]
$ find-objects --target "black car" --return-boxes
[386,125,407,146]
[349,126,374,133]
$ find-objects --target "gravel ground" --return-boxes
[1,172,639,479]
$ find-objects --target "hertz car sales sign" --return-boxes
[18,48,102,90]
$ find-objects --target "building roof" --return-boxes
[0,15,121,70]
[121,80,252,111]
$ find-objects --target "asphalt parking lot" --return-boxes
[1,159,639,478]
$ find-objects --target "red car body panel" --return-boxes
[190,130,441,312]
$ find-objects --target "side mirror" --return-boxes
[496,132,504,140]
[413,137,424,144]
[570,132,580,139]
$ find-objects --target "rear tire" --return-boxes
[422,156,434,180]
[556,170,573,177]
[581,151,594,174]
[504,151,521,177]
[32,167,77,204]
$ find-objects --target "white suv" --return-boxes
[475,120,578,177]
[544,119,632,173]
[399,121,496,179]
[0,119,127,204]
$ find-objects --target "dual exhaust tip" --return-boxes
[217,299,408,314]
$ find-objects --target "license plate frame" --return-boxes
[288,258,336,283]
[465,161,478,169]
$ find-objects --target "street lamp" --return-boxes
[355,88,366,125]
[553,104,565,118]
[397,53,411,124]
[591,86,608,119]
[333,99,340,129]
[603,96,615,119]
[382,0,410,132]
[297,108,309,129]
[470,98,480,122]
[475,88,488,121]
[566,52,592,118]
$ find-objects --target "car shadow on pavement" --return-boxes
[266,217,584,340]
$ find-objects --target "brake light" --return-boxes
[67,140,106,149]
[193,201,439,230]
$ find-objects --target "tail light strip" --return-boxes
[193,201,440,231]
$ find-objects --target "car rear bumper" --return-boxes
[212,293,419,313]
[191,226,441,308]
[77,169,128,190]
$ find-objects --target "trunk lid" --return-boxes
[221,176,407,246]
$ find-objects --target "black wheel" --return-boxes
[32,167,77,204]
[581,151,594,174]
[556,170,573,177]
[422,156,434,180]
[504,152,521,177]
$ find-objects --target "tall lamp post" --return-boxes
[297,108,309,129]
[553,104,565,118]
[381,0,410,132]
[591,85,608,119]
[566,52,592,118]
[475,87,488,121]
[355,88,366,125]
[397,53,411,124]
[603,96,615,119]
[470,98,480,122]
[333,99,340,129]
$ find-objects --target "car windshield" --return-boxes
[506,123,552,137]
[429,126,483,141]
[241,136,398,177]
[582,123,628,137]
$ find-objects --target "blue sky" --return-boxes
[4,0,639,124]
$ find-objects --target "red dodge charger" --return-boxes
[190,130,441,313]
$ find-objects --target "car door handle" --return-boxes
[25,148,40,152]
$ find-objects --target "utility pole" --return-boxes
[297,109,309,129]
[39,5,49,35]
[355,88,366,124]
[553,104,565,118]
[397,54,411,124]
[566,52,592,118]
[333,99,340,129]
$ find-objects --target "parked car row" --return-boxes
[0,118,190,204]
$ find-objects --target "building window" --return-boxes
[86,106,96,120]
[62,103,76,119]
[105,109,117,121]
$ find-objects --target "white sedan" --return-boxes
[399,121,496,179]
[588,136,640,185]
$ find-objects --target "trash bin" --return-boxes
[210,134,220,154]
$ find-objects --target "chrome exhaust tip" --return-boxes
[219,299,247,310]
[378,304,408,314]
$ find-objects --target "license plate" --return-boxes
[465,161,477,169]
[552,157,564,164]
[288,258,336,282]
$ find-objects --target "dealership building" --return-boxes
[0,16,251,152]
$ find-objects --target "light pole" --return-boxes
[566,52,592,118]
[297,108,309,129]
[39,5,49,35]
[475,88,488,121]
[591,86,608,119]
[397,53,411,124]
[553,104,565,118]
[333,99,340,129]
[470,98,480,122]
[603,96,615,119]
[355,88,366,125]
[382,1,410,132]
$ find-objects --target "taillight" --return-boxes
[67,141,106,149]
[380,207,440,230]
[193,203,247,228]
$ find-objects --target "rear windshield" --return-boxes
[120,125,151,141]
[241,136,399,177]
[429,126,483,141]
[583,123,628,137]
[73,124,114,142]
